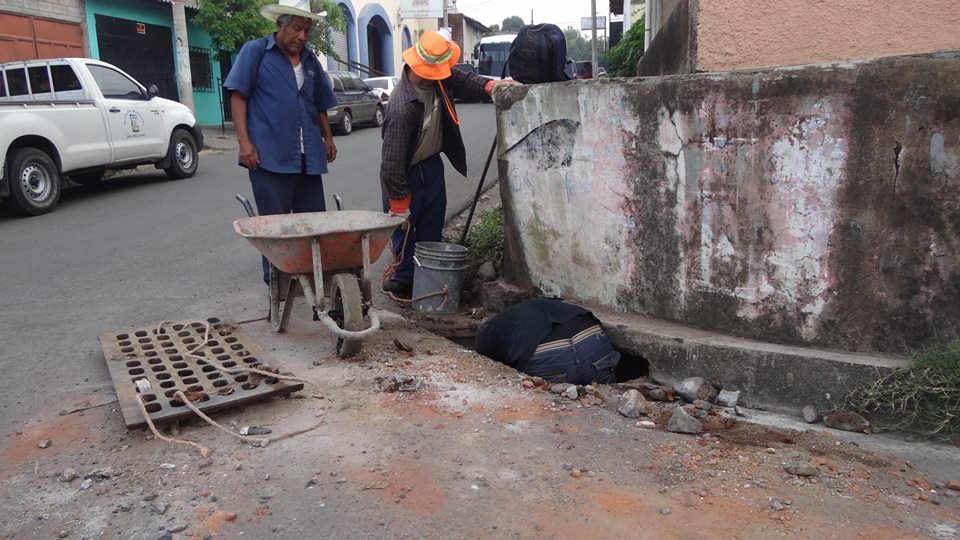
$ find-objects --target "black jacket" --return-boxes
[379,66,489,200]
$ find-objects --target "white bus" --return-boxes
[473,34,517,80]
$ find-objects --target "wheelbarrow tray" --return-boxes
[233,211,403,274]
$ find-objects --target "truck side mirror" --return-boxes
[147,84,159,98]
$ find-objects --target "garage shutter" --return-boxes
[0,12,83,62]
[331,29,348,70]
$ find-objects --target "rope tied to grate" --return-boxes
[133,320,324,457]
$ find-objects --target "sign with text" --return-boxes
[580,15,606,31]
[401,0,443,19]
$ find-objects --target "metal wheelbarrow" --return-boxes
[233,195,403,357]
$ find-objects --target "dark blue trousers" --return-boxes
[249,160,326,282]
[521,332,620,385]
[384,154,447,286]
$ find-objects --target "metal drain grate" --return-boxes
[100,317,304,429]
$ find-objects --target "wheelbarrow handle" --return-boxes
[236,194,256,217]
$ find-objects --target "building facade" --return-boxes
[638,0,960,75]
[2,0,490,125]
[84,0,224,126]
[0,0,87,62]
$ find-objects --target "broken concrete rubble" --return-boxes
[802,405,820,423]
[672,377,718,403]
[715,390,740,408]
[616,390,649,418]
[783,460,818,477]
[478,280,541,313]
[665,406,702,434]
[823,410,870,433]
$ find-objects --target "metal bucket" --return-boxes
[412,242,469,314]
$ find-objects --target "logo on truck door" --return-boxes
[123,111,146,137]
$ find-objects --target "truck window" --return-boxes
[28,66,52,95]
[5,68,28,97]
[0,73,5,97]
[86,64,145,100]
[50,65,83,92]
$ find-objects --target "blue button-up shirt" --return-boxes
[224,34,338,175]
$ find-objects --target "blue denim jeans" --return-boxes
[521,331,620,385]
[383,154,446,286]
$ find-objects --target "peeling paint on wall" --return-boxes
[496,54,960,353]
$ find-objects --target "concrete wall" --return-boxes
[495,53,960,354]
[1,0,84,23]
[697,0,960,72]
[636,0,696,77]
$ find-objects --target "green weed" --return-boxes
[463,207,504,264]
[840,339,960,437]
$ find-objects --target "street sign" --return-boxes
[580,15,606,31]
[136,22,146,35]
[401,0,443,19]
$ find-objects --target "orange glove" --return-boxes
[388,194,411,215]
[485,79,519,96]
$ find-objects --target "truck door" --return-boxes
[85,63,166,162]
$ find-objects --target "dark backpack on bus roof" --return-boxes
[507,24,569,84]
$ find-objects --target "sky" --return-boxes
[452,0,613,33]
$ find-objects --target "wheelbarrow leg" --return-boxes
[312,238,326,312]
[269,264,283,333]
[278,275,299,332]
[269,267,299,334]
[360,233,372,302]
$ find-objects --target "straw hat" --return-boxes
[261,0,326,22]
[402,29,461,80]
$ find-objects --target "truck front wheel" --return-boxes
[7,147,61,215]
[163,128,198,179]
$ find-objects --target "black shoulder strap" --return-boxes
[250,37,269,90]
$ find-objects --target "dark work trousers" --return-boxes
[249,155,326,282]
[521,331,621,385]
[383,154,447,286]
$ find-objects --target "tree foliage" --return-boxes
[487,23,500,33]
[501,15,525,32]
[195,0,346,57]
[563,27,589,60]
[562,27,609,69]
[607,15,645,76]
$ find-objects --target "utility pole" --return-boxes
[442,0,448,30]
[171,0,194,111]
[530,10,533,24]
[590,0,598,78]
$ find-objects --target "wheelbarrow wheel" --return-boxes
[331,274,363,357]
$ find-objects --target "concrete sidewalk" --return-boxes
[200,123,238,152]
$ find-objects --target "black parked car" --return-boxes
[326,71,384,135]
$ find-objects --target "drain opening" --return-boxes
[437,330,650,383]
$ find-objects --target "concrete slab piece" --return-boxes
[597,309,911,411]
[100,317,303,429]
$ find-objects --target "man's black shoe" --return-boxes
[382,279,412,298]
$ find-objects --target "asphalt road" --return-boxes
[0,102,497,435]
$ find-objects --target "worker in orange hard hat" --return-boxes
[379,29,515,299]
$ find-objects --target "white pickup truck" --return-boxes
[0,58,203,215]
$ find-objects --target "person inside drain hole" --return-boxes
[475,298,620,385]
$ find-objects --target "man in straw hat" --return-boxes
[224,0,338,282]
[380,29,514,298]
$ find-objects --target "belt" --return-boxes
[534,325,603,355]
